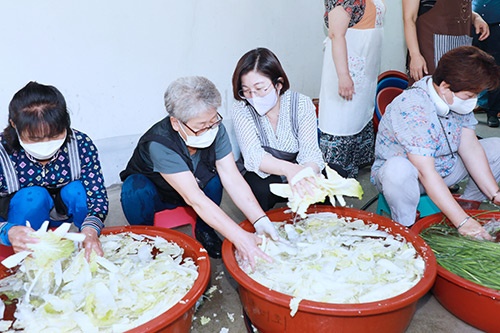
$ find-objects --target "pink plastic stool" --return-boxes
[153,206,197,238]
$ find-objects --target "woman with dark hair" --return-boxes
[371,46,500,239]
[231,48,325,211]
[0,82,108,258]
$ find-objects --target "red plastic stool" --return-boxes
[153,206,197,238]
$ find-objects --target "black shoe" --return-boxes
[487,115,499,128]
[195,228,222,259]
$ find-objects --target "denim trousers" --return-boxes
[0,181,88,245]
[120,173,222,231]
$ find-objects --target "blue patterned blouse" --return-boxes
[371,77,477,183]
[0,129,108,231]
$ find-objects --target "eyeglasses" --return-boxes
[238,82,273,99]
[181,112,223,136]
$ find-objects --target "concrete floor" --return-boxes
[105,112,498,333]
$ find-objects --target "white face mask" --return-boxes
[447,93,478,115]
[179,124,218,148]
[247,88,278,116]
[19,135,66,160]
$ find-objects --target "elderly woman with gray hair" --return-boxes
[120,76,276,265]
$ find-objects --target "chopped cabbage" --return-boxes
[239,214,425,316]
[0,228,199,332]
[270,165,363,218]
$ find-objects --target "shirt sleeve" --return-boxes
[231,100,269,174]
[390,92,440,157]
[214,123,232,161]
[76,132,108,234]
[295,94,325,171]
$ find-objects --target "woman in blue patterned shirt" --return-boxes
[0,82,108,259]
[371,47,500,239]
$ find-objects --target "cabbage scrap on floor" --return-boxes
[239,213,425,316]
[270,165,363,218]
[0,224,198,332]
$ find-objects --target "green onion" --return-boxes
[420,220,500,291]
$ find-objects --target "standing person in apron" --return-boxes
[472,0,500,128]
[231,48,325,211]
[319,0,385,179]
[403,0,490,84]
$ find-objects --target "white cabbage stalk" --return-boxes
[239,214,425,316]
[270,165,363,218]
[0,230,198,332]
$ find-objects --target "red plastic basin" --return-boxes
[0,225,210,333]
[223,205,437,333]
[412,211,500,333]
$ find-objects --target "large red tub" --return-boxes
[412,211,500,333]
[223,205,437,333]
[0,225,211,333]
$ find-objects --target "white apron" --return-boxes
[319,0,385,136]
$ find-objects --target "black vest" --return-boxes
[120,117,217,204]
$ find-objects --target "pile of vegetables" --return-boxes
[419,220,500,291]
[270,165,363,218]
[0,223,199,332]
[239,213,425,316]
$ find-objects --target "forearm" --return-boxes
[402,0,421,57]
[420,172,468,227]
[219,170,267,224]
[331,36,350,79]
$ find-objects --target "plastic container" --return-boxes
[412,211,500,333]
[0,225,210,333]
[222,205,437,333]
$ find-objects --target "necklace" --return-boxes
[437,117,455,158]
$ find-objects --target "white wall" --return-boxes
[0,0,405,186]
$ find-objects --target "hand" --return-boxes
[8,225,38,253]
[338,73,355,100]
[409,53,428,81]
[233,231,272,270]
[458,218,493,241]
[474,15,490,41]
[254,216,279,241]
[288,166,319,198]
[80,227,104,261]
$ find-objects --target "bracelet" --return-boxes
[253,215,267,225]
[457,216,471,230]
[491,189,500,202]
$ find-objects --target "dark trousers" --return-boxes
[243,172,287,212]
[120,173,222,232]
[474,22,500,117]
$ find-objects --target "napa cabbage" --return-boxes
[239,214,425,316]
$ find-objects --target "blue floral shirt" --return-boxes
[371,77,477,183]
[0,129,108,231]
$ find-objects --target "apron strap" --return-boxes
[67,132,81,181]
[0,144,19,195]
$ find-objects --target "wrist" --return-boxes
[253,215,267,225]
[491,189,500,203]
[457,216,471,230]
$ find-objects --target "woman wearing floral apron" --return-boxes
[319,0,385,178]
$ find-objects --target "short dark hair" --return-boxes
[231,48,290,101]
[4,81,71,151]
[433,46,500,94]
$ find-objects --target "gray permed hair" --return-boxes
[164,76,221,122]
